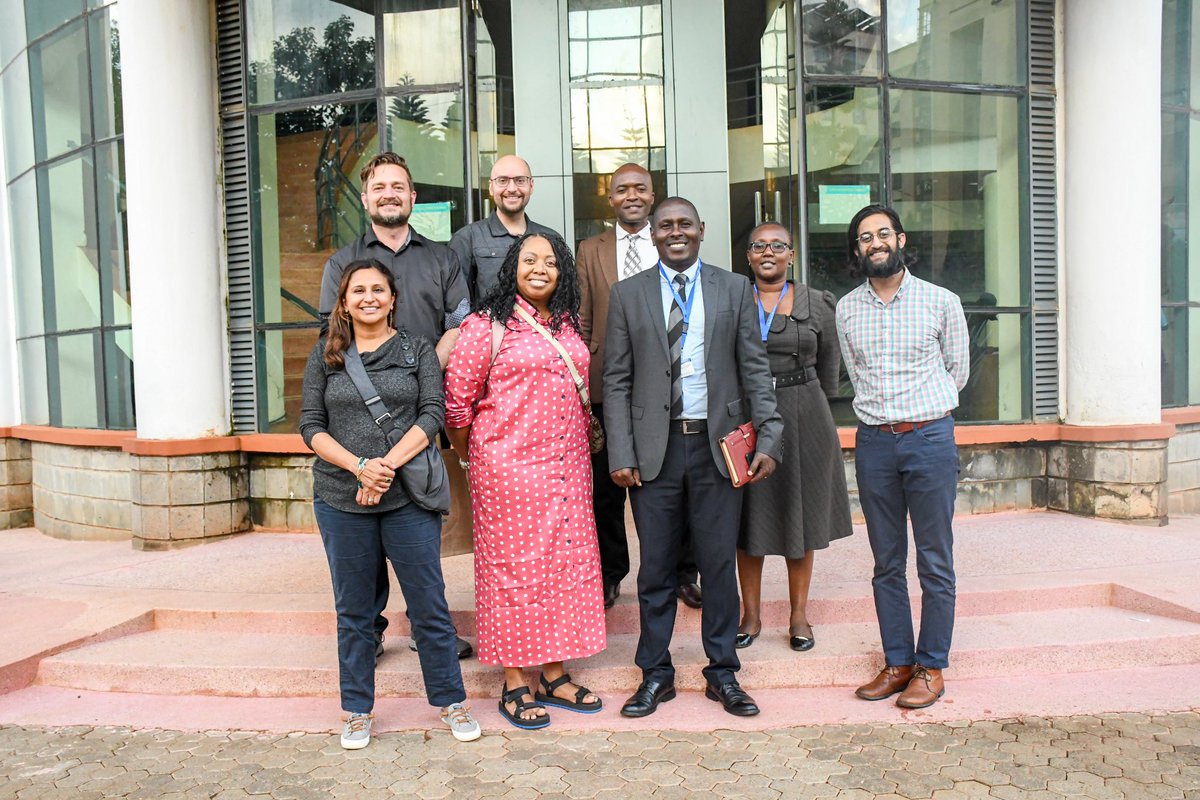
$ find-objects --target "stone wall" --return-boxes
[1046,440,1168,524]
[1168,421,1200,515]
[130,452,250,549]
[31,443,131,540]
[249,454,315,532]
[0,438,32,529]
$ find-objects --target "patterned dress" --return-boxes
[444,298,606,667]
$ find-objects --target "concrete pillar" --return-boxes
[122,0,230,439]
[1062,0,1162,425]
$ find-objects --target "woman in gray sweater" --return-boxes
[299,259,480,749]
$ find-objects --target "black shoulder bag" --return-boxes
[343,333,451,515]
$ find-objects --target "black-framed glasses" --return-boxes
[748,241,792,253]
[857,228,896,245]
[491,176,531,188]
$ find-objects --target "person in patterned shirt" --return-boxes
[835,204,969,711]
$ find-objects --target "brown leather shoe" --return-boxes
[855,665,914,701]
[896,666,944,709]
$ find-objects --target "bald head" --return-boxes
[489,155,534,217]
[608,163,655,232]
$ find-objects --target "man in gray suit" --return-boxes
[603,197,783,718]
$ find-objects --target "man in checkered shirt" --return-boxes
[835,204,969,711]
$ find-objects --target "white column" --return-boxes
[1062,0,1161,425]
[0,120,19,427]
[122,0,230,439]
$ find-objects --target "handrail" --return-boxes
[280,288,320,320]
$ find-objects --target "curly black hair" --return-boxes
[845,203,917,280]
[474,232,582,334]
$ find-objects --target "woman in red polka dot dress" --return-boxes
[445,233,607,729]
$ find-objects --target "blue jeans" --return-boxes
[314,497,465,713]
[854,415,959,670]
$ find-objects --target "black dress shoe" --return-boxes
[409,636,474,659]
[603,583,620,610]
[705,682,760,716]
[620,679,677,718]
[676,582,703,609]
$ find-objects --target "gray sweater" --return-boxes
[299,332,445,514]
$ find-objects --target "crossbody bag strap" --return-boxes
[344,341,403,447]
[512,305,591,410]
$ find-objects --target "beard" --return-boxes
[859,246,905,278]
[369,204,409,228]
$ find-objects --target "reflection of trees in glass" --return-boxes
[250,15,376,134]
[110,19,122,131]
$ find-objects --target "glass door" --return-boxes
[726,0,798,276]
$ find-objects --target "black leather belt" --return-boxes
[773,366,817,389]
[670,419,708,435]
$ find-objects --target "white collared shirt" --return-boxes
[616,223,659,280]
[658,259,707,419]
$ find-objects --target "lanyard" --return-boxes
[660,262,701,349]
[753,283,789,342]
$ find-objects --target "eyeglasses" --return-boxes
[490,176,531,188]
[748,241,792,254]
[857,228,896,245]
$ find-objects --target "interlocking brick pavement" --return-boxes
[1,711,1198,799]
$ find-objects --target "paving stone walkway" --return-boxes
[3,710,1199,799]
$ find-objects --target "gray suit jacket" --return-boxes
[602,262,784,483]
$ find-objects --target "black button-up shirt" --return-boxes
[318,228,470,345]
[448,211,560,300]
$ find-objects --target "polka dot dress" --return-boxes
[444,298,606,668]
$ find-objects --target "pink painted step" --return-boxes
[35,605,1200,698]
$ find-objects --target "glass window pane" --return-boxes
[957,312,1028,422]
[96,141,130,326]
[257,327,320,433]
[470,1,515,211]
[889,89,1025,307]
[8,171,44,336]
[28,19,91,162]
[1163,0,1189,106]
[103,328,134,429]
[386,90,466,242]
[246,0,375,105]
[383,0,462,87]
[802,85,882,298]
[568,0,666,242]
[40,153,101,331]
[1162,305,1189,407]
[1163,112,1188,304]
[2,53,35,177]
[1191,309,1200,406]
[251,100,378,326]
[887,0,1020,86]
[89,4,121,139]
[17,337,49,425]
[801,0,880,77]
[52,332,101,428]
[23,0,82,43]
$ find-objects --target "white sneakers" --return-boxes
[339,705,482,749]
[340,712,373,749]
[441,703,482,742]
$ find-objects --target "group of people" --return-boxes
[300,151,969,749]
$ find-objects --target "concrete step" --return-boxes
[34,604,1200,698]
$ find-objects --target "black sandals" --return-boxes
[535,672,603,714]
[499,683,551,729]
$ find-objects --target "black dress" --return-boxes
[739,284,853,558]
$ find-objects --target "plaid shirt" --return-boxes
[835,269,969,426]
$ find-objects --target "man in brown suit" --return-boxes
[577,163,700,611]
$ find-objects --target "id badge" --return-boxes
[680,360,696,378]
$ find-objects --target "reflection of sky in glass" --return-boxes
[888,0,919,49]
[247,0,373,65]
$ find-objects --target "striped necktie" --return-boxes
[668,273,688,419]
[623,234,642,278]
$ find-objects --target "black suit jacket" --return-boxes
[602,262,783,483]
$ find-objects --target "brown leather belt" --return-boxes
[670,419,708,435]
[876,415,946,434]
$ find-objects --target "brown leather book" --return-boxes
[719,422,757,488]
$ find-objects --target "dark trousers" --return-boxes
[628,431,741,687]
[593,404,698,588]
[314,497,465,713]
[854,415,959,670]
